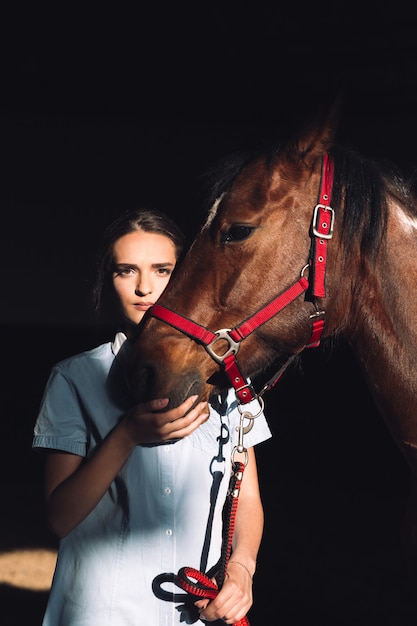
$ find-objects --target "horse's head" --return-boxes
[128,111,343,407]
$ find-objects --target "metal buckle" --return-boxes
[205,329,240,364]
[312,204,335,239]
[309,308,326,320]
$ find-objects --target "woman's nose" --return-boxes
[135,276,152,296]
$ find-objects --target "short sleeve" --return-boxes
[32,366,88,456]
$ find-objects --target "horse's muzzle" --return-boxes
[127,358,208,409]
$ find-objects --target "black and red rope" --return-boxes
[176,461,250,625]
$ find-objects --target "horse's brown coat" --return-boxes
[129,109,417,574]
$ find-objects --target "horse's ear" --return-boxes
[285,92,343,166]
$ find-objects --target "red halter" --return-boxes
[149,154,335,405]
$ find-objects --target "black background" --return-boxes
[1,2,417,624]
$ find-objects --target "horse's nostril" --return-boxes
[127,362,155,404]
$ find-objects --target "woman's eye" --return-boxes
[115,267,135,276]
[220,225,254,244]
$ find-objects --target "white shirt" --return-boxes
[33,333,272,625]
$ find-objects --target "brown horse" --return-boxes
[128,109,417,569]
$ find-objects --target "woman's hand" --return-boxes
[194,561,253,624]
[121,395,209,445]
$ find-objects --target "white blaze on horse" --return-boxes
[128,108,417,574]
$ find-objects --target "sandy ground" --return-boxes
[0,549,56,591]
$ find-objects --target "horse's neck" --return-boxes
[346,202,417,457]
[349,199,417,347]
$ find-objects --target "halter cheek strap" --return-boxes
[310,154,335,298]
[148,154,334,405]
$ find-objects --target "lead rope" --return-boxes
[176,408,258,625]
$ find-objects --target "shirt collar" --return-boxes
[112,331,128,356]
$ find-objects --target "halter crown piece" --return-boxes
[149,153,335,406]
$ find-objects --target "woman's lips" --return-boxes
[133,302,154,311]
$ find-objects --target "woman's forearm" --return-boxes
[196,447,264,623]
[45,420,136,538]
[230,448,264,575]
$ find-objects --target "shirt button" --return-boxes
[166,529,172,536]
[164,487,171,495]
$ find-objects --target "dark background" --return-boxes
[1,2,417,624]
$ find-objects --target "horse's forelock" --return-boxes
[200,143,281,217]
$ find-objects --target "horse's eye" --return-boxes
[220,225,254,244]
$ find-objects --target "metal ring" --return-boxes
[231,446,249,466]
[237,395,264,418]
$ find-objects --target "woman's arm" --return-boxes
[45,395,208,538]
[196,447,264,624]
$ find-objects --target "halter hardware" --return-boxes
[148,154,335,409]
[205,328,240,364]
[312,203,335,239]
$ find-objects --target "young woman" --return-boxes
[33,208,271,625]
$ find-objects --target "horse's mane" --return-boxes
[331,145,417,260]
[200,139,417,261]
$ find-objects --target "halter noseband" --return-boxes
[149,154,335,405]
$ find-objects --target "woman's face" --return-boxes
[112,230,177,336]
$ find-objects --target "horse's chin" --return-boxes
[127,360,210,409]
